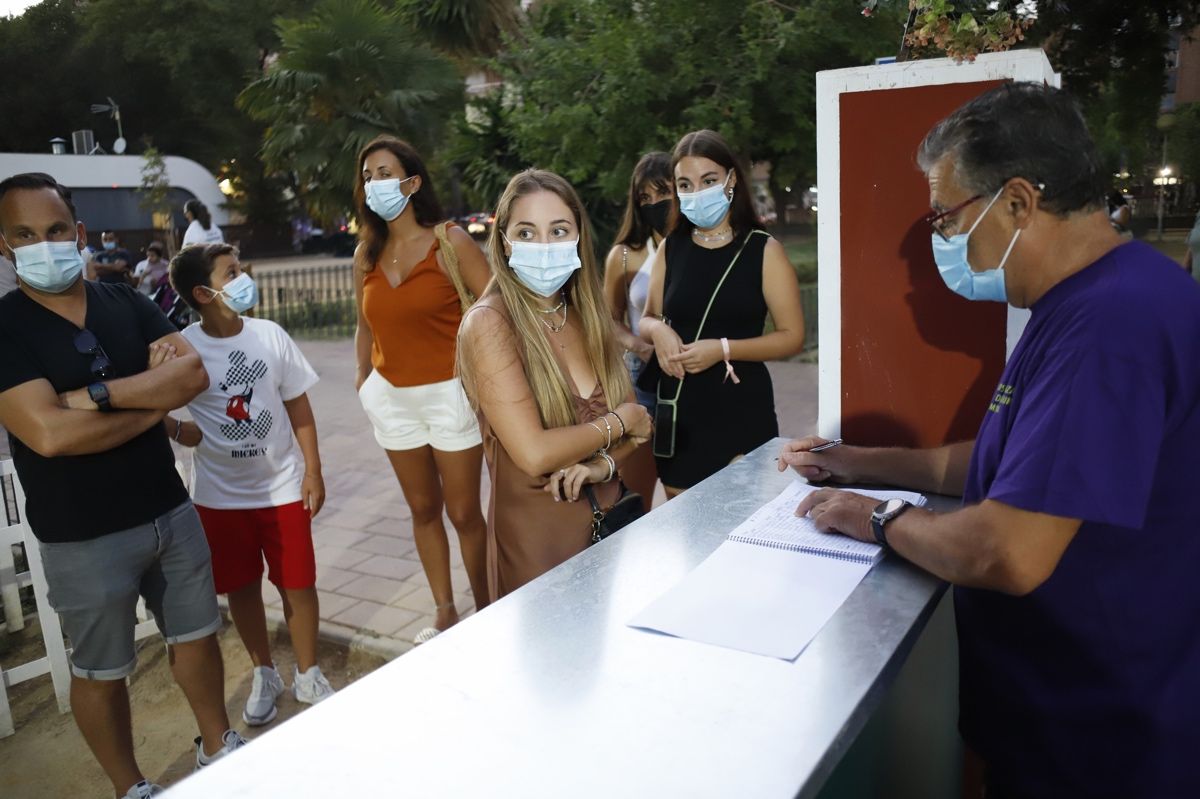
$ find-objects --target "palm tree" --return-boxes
[237,0,463,223]
[394,0,523,62]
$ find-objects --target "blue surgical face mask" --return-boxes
[365,176,416,222]
[206,273,259,314]
[5,238,85,293]
[678,172,733,230]
[504,235,581,297]
[102,240,117,251]
[930,187,1020,304]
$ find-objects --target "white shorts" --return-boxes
[358,372,482,452]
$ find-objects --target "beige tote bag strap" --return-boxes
[434,221,474,313]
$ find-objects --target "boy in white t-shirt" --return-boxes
[165,243,334,725]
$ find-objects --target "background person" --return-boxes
[182,199,224,248]
[1182,206,1200,279]
[781,82,1200,799]
[92,230,133,285]
[637,129,805,498]
[133,241,169,297]
[602,151,673,510]
[0,172,244,799]
[457,169,652,600]
[353,135,491,641]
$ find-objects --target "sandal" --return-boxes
[413,627,440,645]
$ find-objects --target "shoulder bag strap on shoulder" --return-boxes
[434,221,474,313]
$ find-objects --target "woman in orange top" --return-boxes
[353,136,492,641]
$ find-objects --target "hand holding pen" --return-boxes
[776,437,856,484]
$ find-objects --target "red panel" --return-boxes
[839,81,1008,448]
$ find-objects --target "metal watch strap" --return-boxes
[871,500,912,549]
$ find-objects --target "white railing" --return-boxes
[0,459,159,737]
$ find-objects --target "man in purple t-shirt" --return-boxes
[780,82,1200,798]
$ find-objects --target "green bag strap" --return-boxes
[660,230,766,404]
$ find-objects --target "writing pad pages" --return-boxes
[726,481,927,565]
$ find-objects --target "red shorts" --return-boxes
[194,501,316,594]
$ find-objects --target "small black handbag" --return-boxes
[583,484,645,544]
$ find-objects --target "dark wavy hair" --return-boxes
[354,135,446,272]
[614,151,673,249]
[669,129,759,240]
[184,199,212,230]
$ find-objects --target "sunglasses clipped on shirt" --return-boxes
[73,329,115,380]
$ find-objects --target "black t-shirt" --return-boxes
[0,282,189,542]
[93,247,133,283]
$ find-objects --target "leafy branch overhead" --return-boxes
[237,0,462,223]
[862,0,1034,61]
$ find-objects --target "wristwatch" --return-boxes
[870,498,912,549]
[87,382,113,412]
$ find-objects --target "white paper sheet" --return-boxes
[627,541,872,660]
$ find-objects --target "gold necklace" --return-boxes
[540,301,568,334]
[692,225,733,243]
[537,293,567,315]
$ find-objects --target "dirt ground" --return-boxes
[0,617,388,798]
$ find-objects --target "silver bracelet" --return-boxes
[587,421,607,448]
[173,418,183,442]
[598,415,613,450]
[599,451,616,482]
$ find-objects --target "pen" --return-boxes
[807,439,843,453]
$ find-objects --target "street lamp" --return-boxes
[1157,165,1174,241]
[90,97,127,154]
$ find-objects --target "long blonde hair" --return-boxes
[458,169,630,429]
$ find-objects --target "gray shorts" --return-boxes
[40,500,222,680]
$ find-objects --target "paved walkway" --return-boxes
[237,340,818,657]
[5,338,816,658]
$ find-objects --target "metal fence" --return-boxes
[250,263,818,351]
[251,263,357,339]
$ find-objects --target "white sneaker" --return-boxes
[122,780,164,798]
[194,729,249,770]
[292,665,336,705]
[243,665,285,725]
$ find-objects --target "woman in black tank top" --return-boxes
[637,130,806,494]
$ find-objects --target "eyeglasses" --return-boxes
[924,194,984,242]
[73,329,114,380]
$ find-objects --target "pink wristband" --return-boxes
[720,337,740,384]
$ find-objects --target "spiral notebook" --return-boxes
[726,480,927,566]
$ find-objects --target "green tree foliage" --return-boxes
[395,0,523,61]
[138,144,177,254]
[457,0,901,240]
[238,0,463,222]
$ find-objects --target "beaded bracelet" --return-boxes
[610,410,627,439]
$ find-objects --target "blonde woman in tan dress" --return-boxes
[458,170,653,600]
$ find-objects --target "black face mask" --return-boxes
[639,199,671,237]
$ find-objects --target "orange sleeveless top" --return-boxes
[362,227,462,387]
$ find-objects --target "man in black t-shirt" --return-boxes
[0,173,245,798]
[92,229,133,284]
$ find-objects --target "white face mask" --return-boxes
[4,237,84,293]
[503,235,582,297]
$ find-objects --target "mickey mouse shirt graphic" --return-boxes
[180,317,318,507]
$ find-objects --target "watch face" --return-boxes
[875,497,905,517]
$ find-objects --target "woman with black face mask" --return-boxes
[603,152,673,509]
